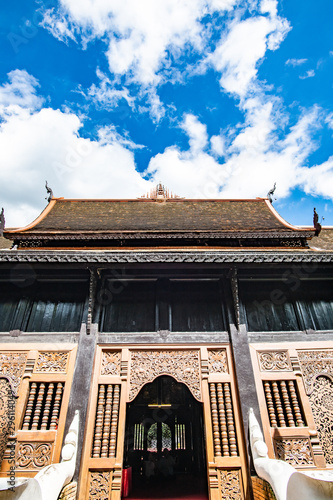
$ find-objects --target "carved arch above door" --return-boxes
[128,349,202,402]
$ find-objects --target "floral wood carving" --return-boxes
[34,352,69,373]
[88,471,111,500]
[129,350,201,401]
[258,351,291,372]
[297,350,333,395]
[208,350,228,374]
[0,352,27,396]
[219,470,242,499]
[1,250,329,265]
[274,438,314,466]
[16,442,52,469]
[308,376,333,464]
[101,352,121,376]
[0,379,14,465]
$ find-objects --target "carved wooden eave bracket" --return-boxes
[87,268,98,335]
[229,267,240,330]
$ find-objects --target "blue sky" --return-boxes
[0,0,332,228]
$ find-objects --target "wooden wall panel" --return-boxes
[249,341,333,470]
[0,344,77,478]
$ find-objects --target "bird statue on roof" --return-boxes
[313,208,322,236]
[0,208,5,236]
[45,181,54,203]
[267,182,276,203]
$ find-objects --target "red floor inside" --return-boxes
[124,474,208,500]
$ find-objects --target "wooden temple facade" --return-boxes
[0,185,333,500]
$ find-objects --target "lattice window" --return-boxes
[22,382,64,430]
[209,382,238,457]
[161,423,172,450]
[263,380,305,428]
[91,384,120,458]
[147,423,157,452]
[146,422,172,452]
[133,424,145,451]
[175,423,186,450]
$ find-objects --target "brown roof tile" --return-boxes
[309,228,333,251]
[6,198,309,235]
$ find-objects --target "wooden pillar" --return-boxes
[62,322,98,483]
[226,270,262,497]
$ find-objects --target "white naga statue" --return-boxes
[249,408,333,500]
[0,411,79,500]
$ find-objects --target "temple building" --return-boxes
[0,184,333,500]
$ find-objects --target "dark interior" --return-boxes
[123,376,208,499]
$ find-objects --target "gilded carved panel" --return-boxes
[34,352,69,373]
[219,470,242,499]
[88,471,111,500]
[274,438,314,466]
[16,442,53,469]
[0,352,27,396]
[208,350,228,374]
[129,350,201,401]
[258,351,291,372]
[101,351,121,376]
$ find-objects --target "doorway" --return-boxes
[123,376,208,499]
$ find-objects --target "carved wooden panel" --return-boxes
[16,442,52,469]
[92,384,120,458]
[0,352,27,396]
[208,349,228,374]
[274,438,314,466]
[129,350,201,401]
[258,351,291,372]
[219,469,242,499]
[34,352,69,373]
[298,350,333,395]
[88,471,111,500]
[308,376,333,464]
[0,379,13,465]
[101,351,121,376]
[209,382,238,457]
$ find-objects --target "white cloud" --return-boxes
[0,71,152,228]
[325,113,333,130]
[145,104,330,201]
[0,70,44,115]
[210,135,225,157]
[299,69,315,80]
[181,114,208,154]
[285,58,307,67]
[300,157,333,200]
[207,6,290,98]
[41,0,239,87]
[86,69,135,109]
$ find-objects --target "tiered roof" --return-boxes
[4,189,315,249]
